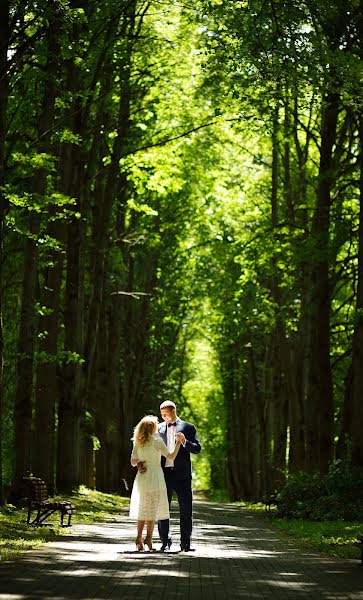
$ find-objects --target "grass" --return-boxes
[234,500,362,561]
[0,486,129,562]
[270,518,362,560]
[69,486,129,523]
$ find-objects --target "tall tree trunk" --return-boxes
[345,116,363,466]
[223,349,242,500]
[288,95,311,473]
[56,4,88,490]
[268,105,287,490]
[93,292,123,492]
[283,94,295,222]
[33,220,65,491]
[248,345,267,498]
[93,302,109,492]
[13,2,60,492]
[118,249,159,480]
[305,93,339,473]
[283,335,305,472]
[0,0,9,506]
[104,294,122,491]
[267,336,287,490]
[57,209,84,491]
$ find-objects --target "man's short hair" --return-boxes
[160,400,176,410]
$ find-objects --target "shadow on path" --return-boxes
[0,501,362,599]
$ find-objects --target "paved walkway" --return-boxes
[0,501,362,599]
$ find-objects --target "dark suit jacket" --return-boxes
[158,418,201,479]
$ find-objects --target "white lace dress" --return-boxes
[129,435,170,521]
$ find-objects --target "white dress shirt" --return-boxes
[165,422,176,467]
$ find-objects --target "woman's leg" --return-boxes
[137,519,145,537]
[144,520,155,550]
[136,520,145,550]
[146,520,155,538]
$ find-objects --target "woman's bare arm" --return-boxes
[166,439,181,461]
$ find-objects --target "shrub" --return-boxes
[275,462,363,521]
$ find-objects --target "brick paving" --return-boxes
[0,500,362,599]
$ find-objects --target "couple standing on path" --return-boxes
[129,400,201,552]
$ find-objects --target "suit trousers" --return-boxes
[158,467,193,546]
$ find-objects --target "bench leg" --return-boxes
[60,513,72,527]
[27,510,42,525]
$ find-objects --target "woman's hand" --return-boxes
[167,435,183,461]
[137,460,147,473]
[176,432,185,444]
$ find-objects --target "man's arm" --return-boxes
[180,424,201,454]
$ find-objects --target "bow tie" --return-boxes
[167,422,177,427]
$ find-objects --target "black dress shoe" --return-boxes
[160,538,172,551]
[180,543,195,552]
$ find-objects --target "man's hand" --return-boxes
[176,432,185,445]
[137,461,147,474]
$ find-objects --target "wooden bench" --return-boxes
[23,477,76,527]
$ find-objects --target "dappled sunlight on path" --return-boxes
[0,501,362,599]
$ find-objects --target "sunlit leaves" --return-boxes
[127,198,158,216]
[58,129,82,145]
[11,152,56,174]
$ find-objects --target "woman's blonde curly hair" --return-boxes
[132,415,158,446]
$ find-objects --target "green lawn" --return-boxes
[0,486,129,562]
[271,518,362,560]
[235,500,362,561]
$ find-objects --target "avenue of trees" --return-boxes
[0,0,362,505]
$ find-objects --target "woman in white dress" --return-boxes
[130,415,182,551]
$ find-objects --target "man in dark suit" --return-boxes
[158,400,201,552]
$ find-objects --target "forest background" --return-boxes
[0,0,362,510]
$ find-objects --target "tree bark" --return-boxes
[33,220,65,491]
[57,210,84,491]
[104,294,123,491]
[268,105,287,490]
[283,335,305,472]
[93,301,109,492]
[305,92,339,473]
[345,116,363,466]
[0,0,9,506]
[288,95,311,473]
[223,348,243,500]
[13,1,61,491]
[56,66,85,490]
[247,345,267,498]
